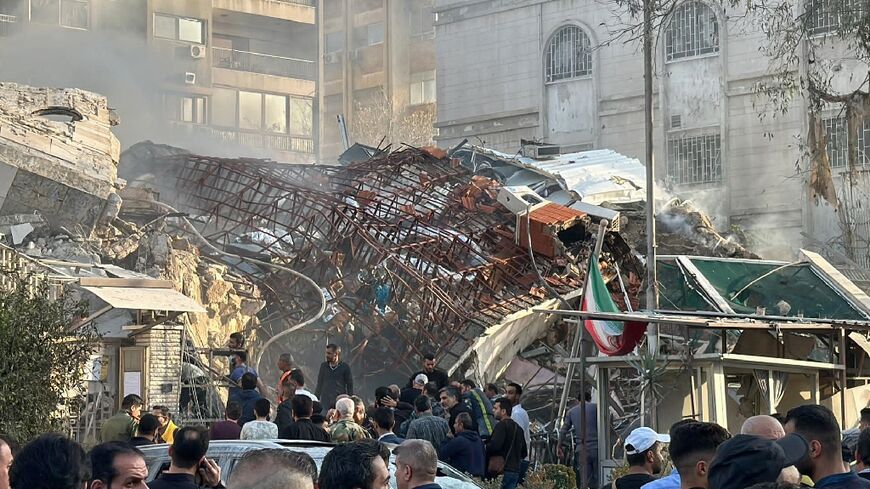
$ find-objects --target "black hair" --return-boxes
[785,405,841,457]
[858,429,870,466]
[626,444,656,467]
[456,412,474,430]
[241,372,258,390]
[226,401,242,420]
[254,398,271,418]
[373,407,395,430]
[584,391,592,402]
[771,413,786,425]
[171,425,210,469]
[152,405,170,417]
[311,414,326,425]
[485,383,500,394]
[229,332,245,345]
[9,433,89,489]
[843,442,855,464]
[138,413,161,434]
[861,408,870,425]
[289,369,305,387]
[121,394,143,410]
[461,379,477,389]
[423,351,436,361]
[319,439,385,489]
[494,397,514,413]
[292,395,314,418]
[744,483,802,489]
[414,395,431,412]
[375,386,394,404]
[669,418,699,437]
[90,442,144,485]
[669,422,730,472]
[313,401,323,415]
[235,351,248,363]
[507,382,523,397]
[326,343,340,352]
[440,386,460,401]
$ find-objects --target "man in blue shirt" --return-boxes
[228,351,256,402]
[786,405,870,489]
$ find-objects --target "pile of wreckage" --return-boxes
[1,82,800,433]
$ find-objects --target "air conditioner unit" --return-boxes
[324,52,340,64]
[190,44,206,59]
[497,186,547,215]
[184,72,196,85]
[524,144,561,159]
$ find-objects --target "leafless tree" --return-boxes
[351,89,437,150]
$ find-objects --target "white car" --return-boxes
[138,439,481,489]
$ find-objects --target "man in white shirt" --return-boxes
[240,398,278,440]
[288,370,319,403]
[506,382,531,481]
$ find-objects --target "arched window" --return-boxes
[664,2,719,61]
[545,25,592,83]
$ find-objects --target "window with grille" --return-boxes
[822,116,870,167]
[545,25,592,83]
[667,133,722,184]
[664,2,719,61]
[806,0,864,35]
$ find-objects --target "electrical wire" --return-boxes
[149,201,327,373]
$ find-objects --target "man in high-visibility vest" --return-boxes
[459,379,496,440]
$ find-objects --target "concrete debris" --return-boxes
[0,83,121,234]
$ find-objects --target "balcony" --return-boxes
[0,14,16,37]
[212,0,315,24]
[213,47,316,81]
[171,122,314,156]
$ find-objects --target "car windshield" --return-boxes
[139,441,479,488]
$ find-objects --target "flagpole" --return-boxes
[557,219,608,489]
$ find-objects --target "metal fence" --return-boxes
[213,47,316,81]
[0,14,16,37]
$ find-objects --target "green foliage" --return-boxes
[533,464,577,489]
[0,272,100,442]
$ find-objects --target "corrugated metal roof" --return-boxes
[470,146,647,204]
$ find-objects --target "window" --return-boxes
[665,2,719,61]
[410,71,435,105]
[823,115,870,167]
[806,0,864,35]
[211,89,313,137]
[164,93,206,125]
[290,97,313,137]
[366,22,384,45]
[211,88,237,127]
[545,25,592,83]
[667,133,722,184]
[153,13,204,44]
[325,31,344,54]
[410,4,436,37]
[30,0,89,29]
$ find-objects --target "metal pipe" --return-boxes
[557,219,608,489]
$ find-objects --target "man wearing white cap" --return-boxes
[401,374,429,405]
[605,427,669,489]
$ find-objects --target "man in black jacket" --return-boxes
[439,386,475,436]
[148,426,224,489]
[486,398,527,489]
[280,395,331,442]
[275,378,297,434]
[315,344,353,410]
[438,412,485,477]
[407,352,449,390]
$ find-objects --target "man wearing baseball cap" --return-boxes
[401,374,428,405]
[708,433,809,489]
[605,427,669,489]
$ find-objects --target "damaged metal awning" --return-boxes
[79,277,205,313]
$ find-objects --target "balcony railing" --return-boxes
[171,122,315,155]
[213,47,316,81]
[272,0,316,5]
[0,14,16,37]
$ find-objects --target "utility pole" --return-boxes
[643,0,658,320]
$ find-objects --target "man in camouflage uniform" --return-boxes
[330,397,371,443]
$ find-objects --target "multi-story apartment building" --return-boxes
[434,0,868,262]
[318,0,436,161]
[0,0,317,163]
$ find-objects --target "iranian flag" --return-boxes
[582,259,647,356]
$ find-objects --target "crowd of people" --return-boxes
[4,337,870,489]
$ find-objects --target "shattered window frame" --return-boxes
[153,12,205,45]
[666,131,722,184]
[664,1,719,62]
[545,24,593,83]
[30,0,89,30]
